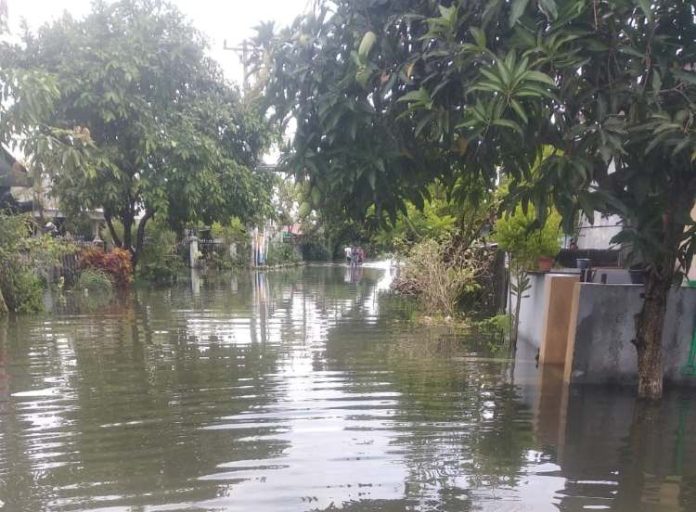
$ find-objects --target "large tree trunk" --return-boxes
[132,208,155,268]
[633,268,671,400]
[122,211,133,254]
[631,188,691,400]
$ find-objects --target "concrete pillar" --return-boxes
[250,227,257,267]
[91,219,101,240]
[539,274,580,365]
[191,268,201,296]
[563,283,583,384]
[189,237,199,268]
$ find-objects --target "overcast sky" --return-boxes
[6,0,310,85]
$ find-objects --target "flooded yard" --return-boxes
[0,264,694,511]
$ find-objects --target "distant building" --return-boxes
[0,145,32,211]
[575,212,623,250]
[0,145,104,239]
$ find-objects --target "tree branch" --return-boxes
[104,212,122,248]
[133,207,156,266]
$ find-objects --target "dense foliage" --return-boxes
[393,238,477,317]
[2,0,273,266]
[252,0,456,222]
[266,242,302,267]
[136,218,185,283]
[494,206,561,268]
[0,214,69,313]
[76,269,114,295]
[256,0,696,398]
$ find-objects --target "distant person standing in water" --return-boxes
[355,246,364,265]
[344,245,352,265]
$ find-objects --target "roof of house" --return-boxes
[0,146,30,188]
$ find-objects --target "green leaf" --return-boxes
[671,138,692,158]
[538,0,558,20]
[358,31,377,60]
[310,186,322,206]
[415,112,434,137]
[492,118,523,135]
[469,27,486,48]
[355,66,372,88]
[524,70,556,86]
[509,0,530,26]
[495,58,511,86]
[397,87,432,107]
[635,0,652,21]
[509,99,528,124]
[651,70,662,94]
[673,70,696,86]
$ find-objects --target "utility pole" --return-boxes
[223,39,252,96]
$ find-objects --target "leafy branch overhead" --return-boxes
[255,0,696,243]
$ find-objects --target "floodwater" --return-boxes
[0,264,695,512]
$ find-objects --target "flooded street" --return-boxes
[0,264,695,511]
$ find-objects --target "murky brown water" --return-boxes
[0,264,695,511]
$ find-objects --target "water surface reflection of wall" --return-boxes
[520,363,696,511]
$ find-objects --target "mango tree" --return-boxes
[254,0,696,399]
[2,0,272,266]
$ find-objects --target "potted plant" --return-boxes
[537,255,555,272]
[534,216,562,272]
[532,219,562,272]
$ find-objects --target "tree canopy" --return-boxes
[256,0,696,398]
[2,0,273,263]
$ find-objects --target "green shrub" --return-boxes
[477,314,512,337]
[76,269,113,294]
[210,218,246,244]
[0,214,70,314]
[266,242,301,266]
[137,219,184,283]
[2,269,44,314]
[300,240,331,261]
[206,219,250,269]
[493,206,562,268]
[208,248,247,270]
[393,238,479,317]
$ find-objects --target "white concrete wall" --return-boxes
[513,272,550,349]
[576,213,623,250]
